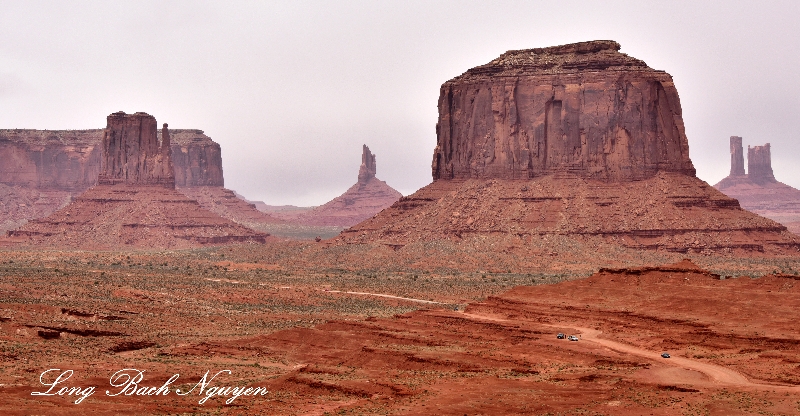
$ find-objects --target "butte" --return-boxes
[0,126,283,234]
[714,137,800,234]
[5,112,268,249]
[268,145,401,228]
[335,40,799,255]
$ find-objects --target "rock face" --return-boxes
[0,129,102,191]
[5,112,268,249]
[432,40,695,182]
[98,112,175,187]
[273,145,402,227]
[165,129,225,187]
[335,41,799,254]
[715,139,800,235]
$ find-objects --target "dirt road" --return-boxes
[457,311,800,392]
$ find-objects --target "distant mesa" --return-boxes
[267,145,402,228]
[5,111,269,249]
[714,137,800,235]
[336,40,799,254]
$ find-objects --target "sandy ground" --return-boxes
[1,248,800,414]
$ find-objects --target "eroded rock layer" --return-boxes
[339,173,799,253]
[6,185,267,249]
[432,40,695,181]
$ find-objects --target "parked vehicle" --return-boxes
[568,335,579,341]
[557,333,565,339]
[661,352,671,358]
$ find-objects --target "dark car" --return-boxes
[661,352,671,358]
[557,333,565,339]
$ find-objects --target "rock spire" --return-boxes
[729,136,745,176]
[358,145,377,183]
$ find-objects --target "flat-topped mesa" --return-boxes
[432,40,695,181]
[357,144,377,183]
[748,144,776,184]
[98,112,175,187]
[729,136,745,176]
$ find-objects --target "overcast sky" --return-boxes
[1,1,798,205]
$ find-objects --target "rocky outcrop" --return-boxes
[715,140,800,235]
[273,145,402,227]
[334,41,800,254]
[747,144,776,184]
[6,184,268,249]
[98,112,175,187]
[432,40,695,182]
[5,111,268,249]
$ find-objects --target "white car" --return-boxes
[568,335,579,341]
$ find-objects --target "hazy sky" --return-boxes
[1,1,798,205]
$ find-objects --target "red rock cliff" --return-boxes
[0,127,224,190]
[164,129,224,187]
[0,129,102,192]
[432,40,695,181]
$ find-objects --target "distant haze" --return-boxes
[1,1,798,206]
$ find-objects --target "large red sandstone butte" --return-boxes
[337,41,799,254]
[271,145,402,227]
[431,40,695,182]
[0,127,227,232]
[5,112,268,249]
[715,137,800,234]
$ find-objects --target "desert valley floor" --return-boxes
[1,243,800,415]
